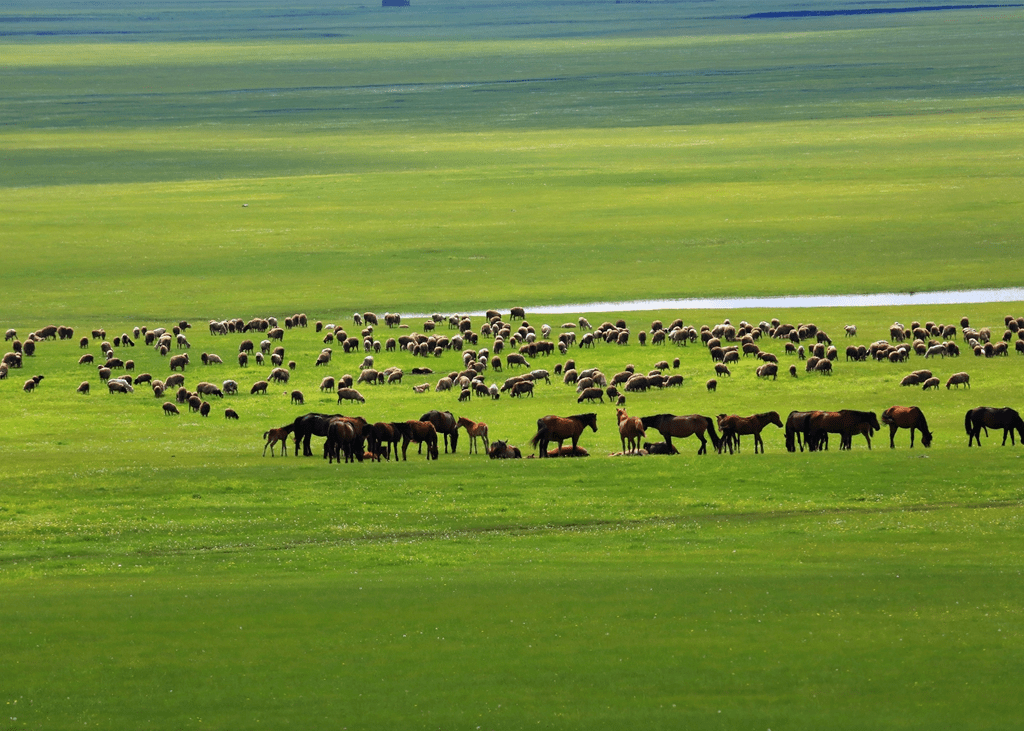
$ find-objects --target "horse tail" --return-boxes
[964,409,973,437]
[529,425,548,448]
[704,416,722,452]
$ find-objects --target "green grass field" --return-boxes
[2,0,1024,727]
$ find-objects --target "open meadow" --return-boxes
[2,0,1024,728]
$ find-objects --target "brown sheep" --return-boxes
[511,381,535,398]
[162,402,179,416]
[946,372,970,389]
[250,380,269,395]
[77,381,90,394]
[706,378,717,392]
[319,376,336,392]
[188,395,203,412]
[789,364,798,378]
[290,390,304,405]
[225,408,239,419]
[169,354,189,371]
[238,352,248,367]
[337,388,366,404]
[714,363,731,377]
[577,387,603,403]
[922,377,941,390]
[165,373,185,389]
[199,401,211,417]
[269,367,290,383]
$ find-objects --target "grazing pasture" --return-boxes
[2,0,1024,727]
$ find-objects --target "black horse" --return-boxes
[965,407,1024,446]
[290,412,344,456]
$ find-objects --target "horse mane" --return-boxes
[568,413,598,422]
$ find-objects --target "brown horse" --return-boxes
[616,408,645,454]
[806,410,880,451]
[965,407,1024,446]
[530,413,598,458]
[881,406,933,448]
[367,421,403,461]
[420,410,459,454]
[640,413,721,455]
[324,416,369,463]
[717,411,783,454]
[397,420,439,460]
[262,425,294,457]
[456,416,489,455]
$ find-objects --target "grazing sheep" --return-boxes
[290,390,304,405]
[900,373,921,387]
[169,354,189,371]
[196,382,224,398]
[165,373,185,389]
[789,364,798,378]
[225,408,239,419]
[756,363,778,380]
[434,376,454,393]
[814,358,833,375]
[459,388,472,402]
[107,380,133,394]
[922,377,941,390]
[412,383,431,394]
[78,354,95,365]
[200,401,211,417]
[577,387,604,403]
[269,367,290,384]
[946,372,970,389]
[188,395,202,412]
[250,380,269,395]
[714,363,731,377]
[319,376,336,392]
[222,380,238,395]
[77,381,90,394]
[511,381,535,398]
[706,378,717,392]
[162,402,179,415]
[337,387,366,404]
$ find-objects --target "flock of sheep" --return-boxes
[3,308,1023,456]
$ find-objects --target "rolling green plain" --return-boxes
[2,0,1024,728]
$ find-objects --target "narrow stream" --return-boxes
[406,287,1024,318]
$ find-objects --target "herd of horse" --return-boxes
[261,404,1024,460]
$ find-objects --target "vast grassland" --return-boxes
[2,0,1024,728]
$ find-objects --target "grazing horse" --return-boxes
[640,413,721,455]
[881,406,933,448]
[456,416,490,455]
[290,412,345,456]
[323,416,368,463]
[784,411,820,452]
[806,410,880,451]
[488,440,522,459]
[420,410,459,454]
[396,420,439,460]
[965,407,1024,447]
[530,413,598,458]
[616,408,646,454]
[717,411,783,454]
[367,421,402,461]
